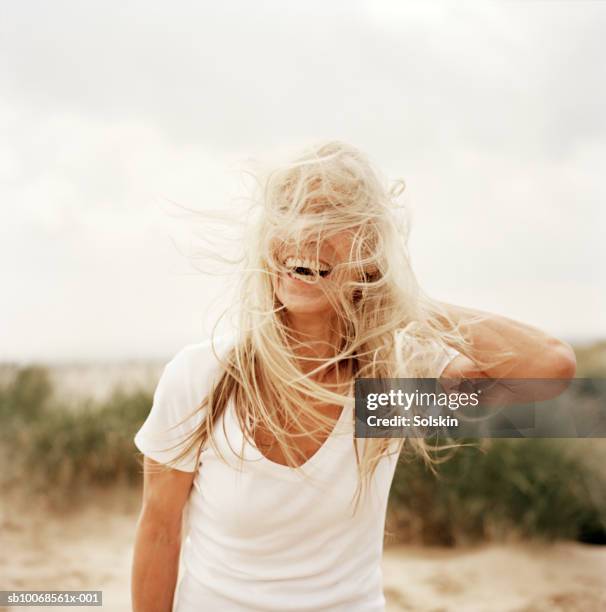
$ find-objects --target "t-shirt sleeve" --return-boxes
[436,344,461,377]
[134,341,220,472]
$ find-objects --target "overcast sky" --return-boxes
[1,0,604,362]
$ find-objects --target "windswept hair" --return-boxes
[154,140,489,510]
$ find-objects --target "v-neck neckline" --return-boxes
[226,390,354,480]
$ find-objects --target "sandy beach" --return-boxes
[1,487,605,612]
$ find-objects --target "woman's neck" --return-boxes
[285,311,341,379]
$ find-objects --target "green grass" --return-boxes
[0,366,151,504]
[2,347,606,543]
[389,438,606,545]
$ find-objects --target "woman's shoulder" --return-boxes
[160,332,237,401]
[172,332,237,369]
[133,332,238,471]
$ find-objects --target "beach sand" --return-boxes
[1,487,605,612]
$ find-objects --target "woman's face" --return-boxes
[273,229,358,317]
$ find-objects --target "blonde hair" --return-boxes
[155,140,484,509]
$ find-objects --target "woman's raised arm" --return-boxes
[438,302,577,380]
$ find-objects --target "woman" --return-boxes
[131,141,576,612]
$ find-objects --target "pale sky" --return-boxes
[1,1,604,362]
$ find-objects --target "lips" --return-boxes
[283,256,333,281]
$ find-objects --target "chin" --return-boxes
[280,295,333,315]
[276,288,331,316]
[275,270,339,316]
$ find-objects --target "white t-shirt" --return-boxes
[134,334,458,612]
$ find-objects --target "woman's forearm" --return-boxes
[437,302,577,378]
[131,510,183,612]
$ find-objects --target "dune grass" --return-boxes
[389,438,606,545]
[0,366,150,503]
[1,355,606,543]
